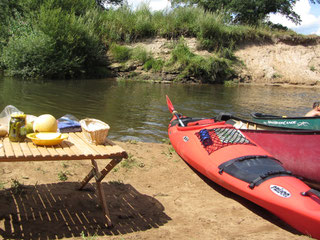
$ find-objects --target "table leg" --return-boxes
[79,158,123,227]
[79,168,95,190]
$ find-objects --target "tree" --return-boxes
[170,0,320,25]
[95,0,124,9]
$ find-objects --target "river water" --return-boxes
[0,76,319,142]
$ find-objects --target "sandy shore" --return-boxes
[0,141,312,239]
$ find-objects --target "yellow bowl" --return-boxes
[27,132,68,146]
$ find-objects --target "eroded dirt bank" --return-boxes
[113,37,320,86]
[235,42,320,86]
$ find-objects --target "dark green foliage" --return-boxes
[143,60,154,71]
[109,44,131,62]
[143,58,164,72]
[1,29,55,78]
[96,0,124,9]
[0,0,25,53]
[36,6,106,78]
[101,4,156,42]
[230,0,300,25]
[109,44,163,72]
[265,21,289,31]
[154,7,199,38]
[20,0,98,16]
[0,0,107,79]
[170,0,320,25]
[168,39,234,83]
[131,46,151,64]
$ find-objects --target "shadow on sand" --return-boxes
[0,182,171,239]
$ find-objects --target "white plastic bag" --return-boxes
[0,105,23,131]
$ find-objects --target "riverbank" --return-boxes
[109,37,320,87]
[0,141,311,239]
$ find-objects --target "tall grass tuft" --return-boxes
[154,7,199,38]
[109,43,131,62]
[131,46,151,64]
[101,4,156,43]
[168,38,235,83]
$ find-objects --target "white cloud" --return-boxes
[269,0,320,35]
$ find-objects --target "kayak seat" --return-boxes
[218,155,292,189]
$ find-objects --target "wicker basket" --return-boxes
[80,118,110,145]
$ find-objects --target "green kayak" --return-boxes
[251,112,320,130]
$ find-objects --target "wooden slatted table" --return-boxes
[0,132,128,227]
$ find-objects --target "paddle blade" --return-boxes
[166,95,174,113]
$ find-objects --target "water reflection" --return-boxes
[0,76,318,142]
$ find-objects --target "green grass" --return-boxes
[120,154,145,170]
[80,231,98,240]
[62,162,69,168]
[10,179,24,195]
[109,43,132,62]
[58,171,70,181]
[127,139,138,144]
[109,180,124,186]
[143,58,164,72]
[310,66,316,72]
[131,46,151,64]
[272,73,282,79]
[224,80,239,87]
[166,38,235,83]
[162,146,176,159]
[161,138,171,144]
[0,181,6,190]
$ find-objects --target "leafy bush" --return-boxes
[143,58,164,72]
[168,39,234,83]
[1,29,55,78]
[21,0,97,16]
[1,2,107,79]
[131,46,151,64]
[109,43,132,62]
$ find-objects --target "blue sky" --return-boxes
[126,0,320,35]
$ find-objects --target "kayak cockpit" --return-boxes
[170,117,225,130]
[218,155,291,189]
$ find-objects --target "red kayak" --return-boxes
[166,96,320,239]
[240,129,320,187]
[216,112,320,186]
